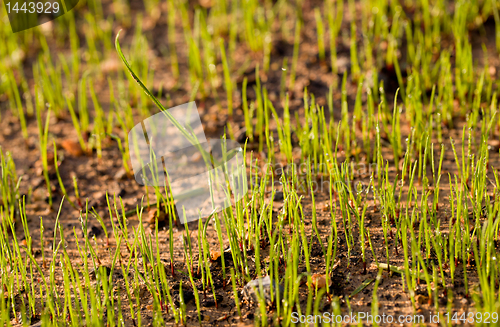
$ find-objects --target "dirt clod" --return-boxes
[309,274,331,289]
[60,139,83,157]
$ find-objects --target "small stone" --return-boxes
[34,167,44,177]
[199,0,213,7]
[100,58,120,74]
[242,275,283,305]
[39,20,53,35]
[490,66,496,76]
[114,168,127,181]
[60,139,83,157]
[309,274,330,289]
[210,250,221,261]
[190,152,202,162]
[148,208,166,225]
[2,126,12,136]
[32,188,48,202]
